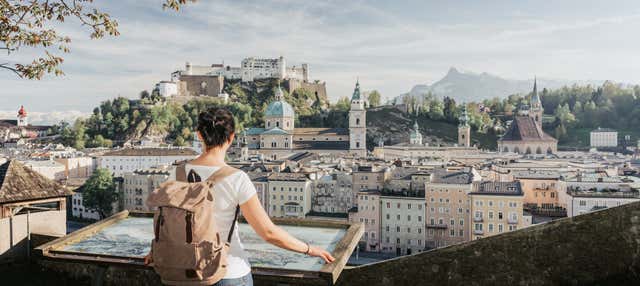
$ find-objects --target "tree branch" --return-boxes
[0,63,22,77]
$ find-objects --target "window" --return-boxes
[396,226,400,232]
[450,219,455,226]
[498,224,504,233]
[450,229,455,236]
[498,212,503,220]
[489,224,494,232]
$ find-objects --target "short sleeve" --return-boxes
[235,171,257,205]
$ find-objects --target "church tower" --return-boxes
[410,121,423,145]
[17,105,28,127]
[349,80,366,156]
[530,77,543,126]
[458,105,471,147]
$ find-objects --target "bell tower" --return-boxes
[458,106,470,147]
[349,80,366,157]
[17,105,28,127]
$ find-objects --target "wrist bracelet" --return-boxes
[304,243,310,255]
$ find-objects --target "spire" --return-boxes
[531,76,541,108]
[17,105,27,117]
[351,79,361,100]
[275,83,284,100]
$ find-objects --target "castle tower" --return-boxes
[17,105,28,127]
[264,85,295,131]
[349,80,366,156]
[410,121,423,145]
[530,77,543,126]
[458,106,470,147]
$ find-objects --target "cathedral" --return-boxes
[240,81,367,160]
[498,79,558,155]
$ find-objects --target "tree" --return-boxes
[82,168,117,219]
[1,0,194,79]
[368,90,381,107]
[333,96,351,112]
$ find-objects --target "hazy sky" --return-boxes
[2,0,640,123]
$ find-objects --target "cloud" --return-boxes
[0,110,89,125]
[2,0,640,114]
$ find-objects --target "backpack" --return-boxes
[146,163,240,286]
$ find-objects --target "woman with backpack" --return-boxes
[145,107,334,286]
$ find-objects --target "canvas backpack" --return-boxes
[146,163,240,286]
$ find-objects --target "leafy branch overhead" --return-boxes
[0,0,195,80]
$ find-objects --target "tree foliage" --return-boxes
[82,168,117,219]
[367,90,381,107]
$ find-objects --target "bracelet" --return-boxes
[304,242,310,255]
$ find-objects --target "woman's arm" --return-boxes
[241,195,335,263]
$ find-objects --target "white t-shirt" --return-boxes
[170,163,256,279]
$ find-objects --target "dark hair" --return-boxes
[197,107,235,149]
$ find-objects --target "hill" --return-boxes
[400,67,604,103]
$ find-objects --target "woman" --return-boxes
[146,107,334,286]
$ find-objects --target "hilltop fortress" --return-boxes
[156,56,326,104]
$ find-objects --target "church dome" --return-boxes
[265,86,294,117]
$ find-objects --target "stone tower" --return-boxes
[458,106,470,147]
[17,105,28,127]
[410,121,423,145]
[349,80,366,157]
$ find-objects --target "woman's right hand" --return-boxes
[307,245,335,263]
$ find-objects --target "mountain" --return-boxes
[400,67,604,103]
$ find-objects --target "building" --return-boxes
[312,173,353,214]
[425,169,479,249]
[54,156,96,179]
[348,81,367,157]
[350,190,381,252]
[566,188,640,217]
[512,170,566,214]
[352,165,390,201]
[122,168,170,212]
[409,121,423,145]
[470,181,527,240]
[266,172,312,218]
[98,148,198,177]
[240,81,366,161]
[380,192,426,255]
[71,188,101,220]
[498,79,558,155]
[0,160,72,261]
[247,170,270,211]
[458,106,471,147]
[21,159,66,181]
[0,106,52,141]
[590,128,618,148]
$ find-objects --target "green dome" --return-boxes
[265,100,294,117]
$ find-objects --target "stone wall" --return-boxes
[336,201,640,286]
[0,209,66,261]
[178,75,224,97]
[286,79,329,110]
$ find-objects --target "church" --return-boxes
[239,81,367,160]
[498,79,558,155]
[0,106,51,142]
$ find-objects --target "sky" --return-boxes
[2,0,640,124]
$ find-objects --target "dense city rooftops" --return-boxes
[471,181,523,196]
[102,148,198,157]
[430,169,474,184]
[267,172,309,181]
[511,170,561,179]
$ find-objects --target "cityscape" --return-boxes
[2,1,640,285]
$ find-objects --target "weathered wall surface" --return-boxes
[0,210,66,261]
[336,201,640,286]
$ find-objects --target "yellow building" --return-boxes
[470,181,526,240]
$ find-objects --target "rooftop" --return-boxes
[102,148,198,157]
[0,160,71,204]
[471,181,523,196]
[499,116,557,142]
[430,169,474,184]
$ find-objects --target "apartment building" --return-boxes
[122,168,170,212]
[267,172,312,218]
[350,190,381,252]
[380,193,426,255]
[312,173,353,214]
[98,148,197,177]
[470,181,527,240]
[425,169,477,249]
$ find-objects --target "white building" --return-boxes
[266,172,312,218]
[156,81,179,97]
[122,168,170,212]
[590,128,618,148]
[566,189,640,217]
[21,159,66,181]
[312,173,354,214]
[380,194,426,256]
[71,190,101,220]
[98,148,198,177]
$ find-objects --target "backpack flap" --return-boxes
[146,181,212,212]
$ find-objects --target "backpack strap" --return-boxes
[203,165,241,244]
[175,162,188,182]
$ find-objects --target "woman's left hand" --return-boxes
[307,245,335,264]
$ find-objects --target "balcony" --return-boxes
[425,223,448,229]
[508,217,518,224]
[473,216,483,222]
[473,229,484,235]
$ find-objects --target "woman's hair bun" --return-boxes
[197,107,235,149]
